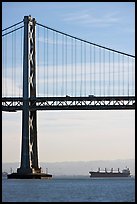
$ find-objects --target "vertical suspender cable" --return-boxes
[71,38,73,96]
[127,56,129,96]
[44,28,45,96]
[47,29,48,96]
[94,45,95,95]
[5,31,7,96]
[90,45,92,95]
[109,51,110,96]
[53,31,55,96]
[80,41,82,96]
[113,52,114,96]
[118,53,120,96]
[132,58,134,96]
[84,43,86,96]
[14,26,16,96]
[56,32,58,96]
[3,33,5,96]
[12,31,14,97]
[13,30,15,96]
[20,27,23,97]
[123,55,124,96]
[61,34,64,96]
[103,49,105,96]
[66,35,67,95]
[75,39,76,97]
[37,26,39,96]
[99,48,101,96]
[3,34,4,96]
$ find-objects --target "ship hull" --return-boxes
[89,172,130,178]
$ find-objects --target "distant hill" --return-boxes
[2,159,135,176]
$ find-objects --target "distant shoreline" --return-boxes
[2,159,135,176]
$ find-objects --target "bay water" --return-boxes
[2,176,135,202]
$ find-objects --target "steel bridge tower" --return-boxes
[8,16,52,179]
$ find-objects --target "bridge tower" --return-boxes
[17,15,40,174]
[8,15,52,179]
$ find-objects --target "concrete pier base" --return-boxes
[7,172,52,179]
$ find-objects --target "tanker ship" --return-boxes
[89,167,131,178]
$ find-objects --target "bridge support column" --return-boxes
[17,15,41,174]
[7,16,52,178]
[29,16,40,172]
[17,15,32,174]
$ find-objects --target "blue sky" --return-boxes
[2,2,135,55]
[2,2,135,164]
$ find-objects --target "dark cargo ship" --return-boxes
[89,167,131,178]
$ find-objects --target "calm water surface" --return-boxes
[2,177,135,202]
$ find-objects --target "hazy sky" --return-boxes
[2,2,135,163]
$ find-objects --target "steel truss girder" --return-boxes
[2,96,135,111]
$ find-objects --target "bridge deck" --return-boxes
[2,96,135,111]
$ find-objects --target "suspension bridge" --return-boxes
[2,15,135,178]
